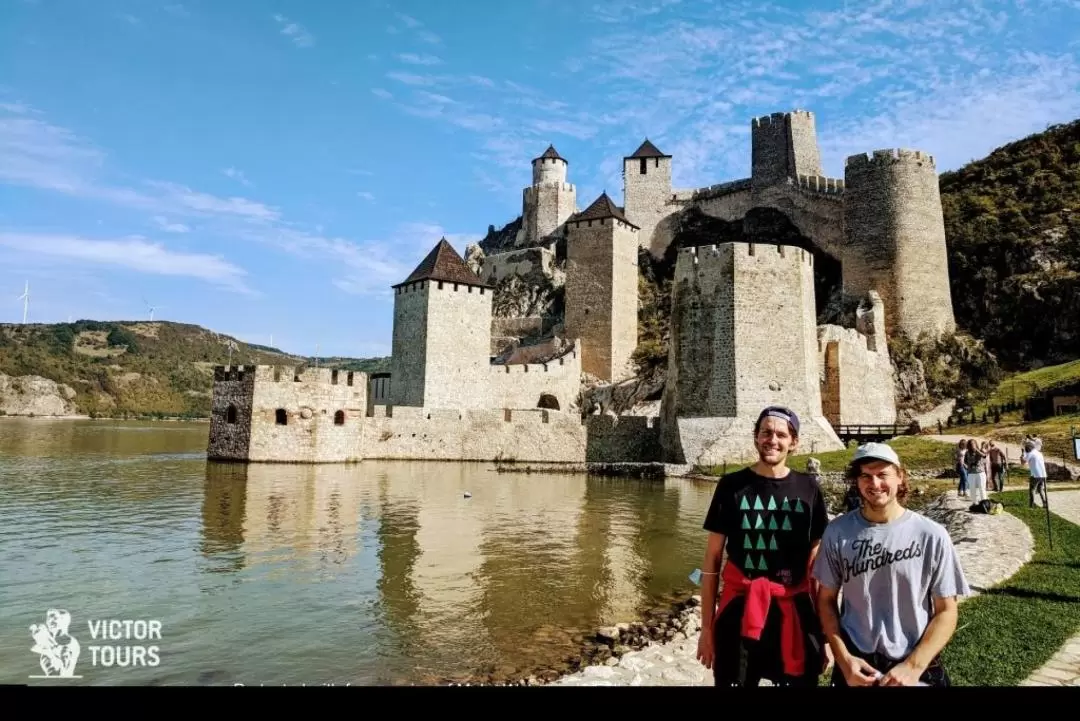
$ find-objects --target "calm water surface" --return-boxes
[0,419,718,686]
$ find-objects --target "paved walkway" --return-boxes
[1020,489,1080,687]
[551,491,1034,686]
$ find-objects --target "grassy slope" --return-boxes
[941,490,1080,686]
[0,320,389,418]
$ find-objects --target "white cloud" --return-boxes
[0,232,253,293]
[222,167,252,187]
[272,14,314,48]
[397,53,443,66]
[357,191,375,201]
[371,88,393,99]
[152,216,190,233]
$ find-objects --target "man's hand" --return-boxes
[878,659,925,686]
[696,629,714,669]
[822,643,834,673]
[838,653,881,686]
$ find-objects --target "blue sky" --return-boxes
[1,0,1079,359]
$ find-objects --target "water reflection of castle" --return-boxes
[200,463,713,676]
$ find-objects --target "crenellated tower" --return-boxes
[842,149,956,341]
[659,242,844,466]
[751,110,823,189]
[564,192,640,383]
[389,238,494,409]
[622,139,672,253]
[523,145,577,245]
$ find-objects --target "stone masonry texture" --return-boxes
[564,216,639,383]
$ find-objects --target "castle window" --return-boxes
[275,408,287,425]
[639,158,647,174]
[438,281,443,289]
[334,410,345,425]
[538,394,560,411]
[347,371,354,386]
[226,405,238,424]
[331,369,339,385]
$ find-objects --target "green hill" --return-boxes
[0,320,388,418]
[940,117,1080,370]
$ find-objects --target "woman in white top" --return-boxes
[963,439,989,504]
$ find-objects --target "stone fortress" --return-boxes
[207,109,956,470]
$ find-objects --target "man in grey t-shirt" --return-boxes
[812,442,972,686]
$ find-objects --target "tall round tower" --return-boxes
[532,144,568,185]
[842,148,956,342]
[524,145,576,244]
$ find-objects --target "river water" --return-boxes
[0,418,719,686]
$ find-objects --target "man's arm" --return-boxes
[700,531,726,630]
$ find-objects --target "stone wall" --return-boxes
[488,345,582,412]
[623,155,672,256]
[362,405,587,463]
[843,149,956,341]
[391,278,494,409]
[659,243,844,466]
[584,415,662,463]
[564,216,639,382]
[524,182,576,246]
[751,111,823,188]
[390,280,428,407]
[478,247,556,285]
[818,324,898,426]
[207,364,256,460]
[205,365,369,463]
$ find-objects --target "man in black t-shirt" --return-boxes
[695,405,831,687]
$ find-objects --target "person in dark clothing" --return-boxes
[696,406,831,687]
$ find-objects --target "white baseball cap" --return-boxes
[852,442,900,466]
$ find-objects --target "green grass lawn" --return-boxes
[981,359,1080,411]
[701,436,958,477]
[938,489,1080,686]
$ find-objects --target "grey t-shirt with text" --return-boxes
[812,508,972,661]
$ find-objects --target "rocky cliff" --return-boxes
[0,373,80,416]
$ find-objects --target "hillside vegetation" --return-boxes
[940,117,1080,370]
[0,321,387,418]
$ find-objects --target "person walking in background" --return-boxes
[964,439,989,505]
[955,439,969,498]
[696,406,830,687]
[1022,439,1048,508]
[988,442,1007,492]
[813,443,971,687]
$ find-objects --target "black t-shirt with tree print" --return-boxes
[703,467,829,587]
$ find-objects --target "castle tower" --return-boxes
[564,192,640,383]
[390,238,494,409]
[622,139,672,254]
[751,110,823,189]
[659,242,844,466]
[842,149,956,341]
[523,145,576,245]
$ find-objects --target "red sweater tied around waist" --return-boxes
[716,561,812,677]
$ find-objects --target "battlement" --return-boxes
[213,364,256,382]
[367,404,575,426]
[566,215,639,232]
[794,174,845,195]
[845,148,936,169]
[688,178,753,201]
[213,364,366,387]
[490,346,579,374]
[751,109,814,128]
[678,242,815,268]
[394,278,490,295]
[524,182,575,194]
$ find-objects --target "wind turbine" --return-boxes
[142,298,165,321]
[17,281,29,324]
